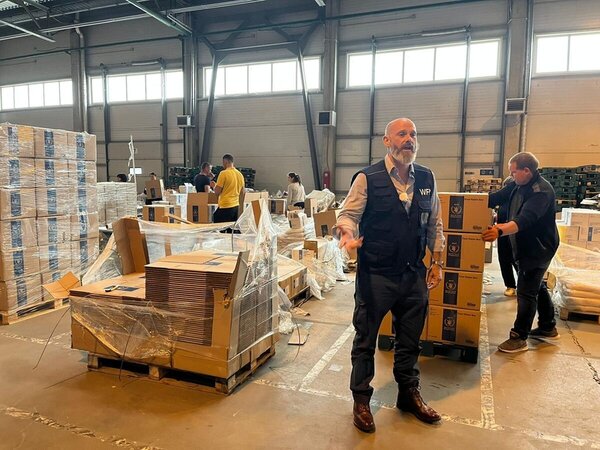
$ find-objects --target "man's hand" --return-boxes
[338,226,363,250]
[427,264,442,290]
[482,225,500,242]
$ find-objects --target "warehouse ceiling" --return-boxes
[0,0,319,41]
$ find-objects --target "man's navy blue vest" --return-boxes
[357,160,435,276]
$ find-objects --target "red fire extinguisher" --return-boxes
[323,170,331,189]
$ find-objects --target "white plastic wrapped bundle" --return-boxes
[305,188,336,214]
[549,243,600,314]
[98,182,137,227]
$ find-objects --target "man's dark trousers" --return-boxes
[350,268,428,403]
[513,264,556,339]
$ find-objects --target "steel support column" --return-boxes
[458,32,472,191]
[101,64,111,181]
[322,0,339,190]
[160,59,169,180]
[368,36,377,166]
[70,27,87,132]
[182,30,199,168]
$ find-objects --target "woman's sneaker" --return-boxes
[529,327,560,340]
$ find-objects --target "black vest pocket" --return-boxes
[362,240,397,270]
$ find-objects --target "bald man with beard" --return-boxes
[336,118,445,432]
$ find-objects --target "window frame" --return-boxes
[346,38,502,89]
[0,78,73,112]
[533,31,600,77]
[88,69,184,105]
[202,56,322,98]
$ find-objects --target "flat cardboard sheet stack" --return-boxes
[98,182,137,227]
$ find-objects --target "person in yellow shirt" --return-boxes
[214,153,245,223]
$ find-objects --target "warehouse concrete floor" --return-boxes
[1,255,600,450]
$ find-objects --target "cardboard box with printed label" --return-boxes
[269,198,287,215]
[38,243,70,273]
[35,159,69,187]
[240,191,269,212]
[443,232,486,273]
[34,128,69,159]
[439,193,492,233]
[72,186,99,215]
[166,193,188,220]
[380,311,427,341]
[0,274,42,312]
[70,238,100,273]
[36,188,70,217]
[0,218,37,251]
[313,209,340,237]
[67,131,96,161]
[427,306,481,348]
[0,124,34,158]
[145,179,165,200]
[70,213,100,241]
[0,248,40,280]
[68,161,97,187]
[143,205,182,223]
[291,267,308,297]
[0,157,35,188]
[291,245,315,263]
[304,238,328,260]
[187,193,218,223]
[36,216,71,246]
[0,188,36,219]
[304,197,319,218]
[429,270,483,311]
[288,211,307,229]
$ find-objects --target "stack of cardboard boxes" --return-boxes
[557,208,600,252]
[98,182,137,227]
[464,177,503,193]
[0,123,99,318]
[427,193,490,348]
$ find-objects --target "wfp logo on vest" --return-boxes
[419,188,432,196]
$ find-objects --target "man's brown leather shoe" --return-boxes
[396,387,441,424]
[353,401,376,433]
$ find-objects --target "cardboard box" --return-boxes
[145,179,165,200]
[439,193,492,233]
[70,213,100,241]
[68,160,97,188]
[429,270,483,310]
[484,241,493,264]
[143,205,182,223]
[380,311,427,341]
[38,243,70,273]
[187,193,218,223]
[557,223,580,241]
[427,306,481,347]
[0,218,38,250]
[112,218,148,274]
[36,216,71,246]
[443,232,486,273]
[166,193,188,220]
[590,227,600,243]
[278,258,305,297]
[72,186,99,215]
[288,211,307,229]
[34,128,69,159]
[240,191,269,212]
[587,241,600,252]
[291,245,315,263]
[0,188,36,219]
[41,270,67,285]
[314,209,340,237]
[70,238,100,273]
[0,157,35,188]
[291,267,308,297]
[0,248,40,280]
[269,198,287,215]
[35,159,69,188]
[0,124,34,158]
[36,188,70,217]
[67,131,96,161]
[0,274,43,312]
[304,197,319,218]
[304,238,328,260]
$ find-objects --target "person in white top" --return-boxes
[285,172,306,207]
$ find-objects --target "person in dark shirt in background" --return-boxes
[193,162,214,193]
[483,152,560,354]
[496,176,518,297]
[116,173,128,182]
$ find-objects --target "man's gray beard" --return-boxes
[390,143,419,165]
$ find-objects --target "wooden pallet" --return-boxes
[87,345,276,395]
[1,298,69,325]
[559,307,600,325]
[378,335,478,364]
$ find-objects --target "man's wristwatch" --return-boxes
[431,260,444,269]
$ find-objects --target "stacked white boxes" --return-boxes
[97,182,138,227]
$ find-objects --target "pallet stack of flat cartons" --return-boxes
[0,123,99,322]
[427,193,491,350]
[97,182,137,227]
[557,208,600,252]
